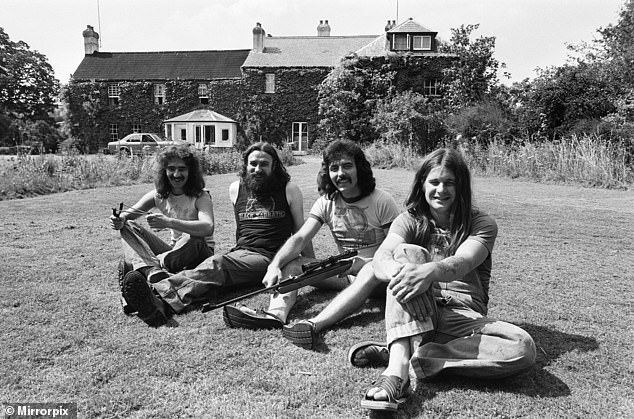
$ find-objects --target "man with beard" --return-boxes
[223,140,401,351]
[121,142,311,327]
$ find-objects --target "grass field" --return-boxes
[1,156,633,418]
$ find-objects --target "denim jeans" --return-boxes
[385,244,536,379]
[152,248,272,313]
[120,221,213,273]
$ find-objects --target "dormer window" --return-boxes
[393,35,409,51]
[413,36,432,51]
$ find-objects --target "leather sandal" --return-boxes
[348,341,389,368]
[282,320,318,349]
[361,374,411,412]
[222,304,285,330]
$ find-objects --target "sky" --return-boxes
[2,0,626,85]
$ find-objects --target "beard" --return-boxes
[245,171,275,196]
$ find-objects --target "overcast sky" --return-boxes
[2,0,626,85]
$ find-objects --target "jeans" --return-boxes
[152,248,272,313]
[120,221,213,273]
[385,244,536,379]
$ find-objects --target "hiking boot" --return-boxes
[121,271,170,327]
[117,259,135,315]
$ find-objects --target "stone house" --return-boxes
[67,19,456,152]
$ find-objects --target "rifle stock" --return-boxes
[201,250,358,313]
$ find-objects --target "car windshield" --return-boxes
[148,134,164,142]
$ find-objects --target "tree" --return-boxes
[598,0,634,88]
[440,24,505,108]
[0,27,59,146]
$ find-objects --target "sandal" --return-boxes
[361,374,411,412]
[282,320,317,349]
[222,304,285,330]
[348,341,389,368]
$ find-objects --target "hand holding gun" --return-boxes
[201,250,358,313]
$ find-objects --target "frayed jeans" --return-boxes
[385,245,536,380]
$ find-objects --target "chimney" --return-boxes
[385,20,395,31]
[252,22,265,53]
[317,19,331,37]
[82,25,99,55]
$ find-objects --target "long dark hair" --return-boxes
[317,139,376,199]
[240,142,291,189]
[406,148,473,255]
[154,145,205,198]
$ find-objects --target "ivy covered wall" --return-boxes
[65,79,242,152]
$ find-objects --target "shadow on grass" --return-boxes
[396,323,598,417]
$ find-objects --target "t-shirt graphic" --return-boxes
[239,195,286,221]
[332,205,376,251]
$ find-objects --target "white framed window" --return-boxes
[221,129,229,142]
[108,84,120,105]
[154,84,166,105]
[110,124,119,141]
[265,73,275,93]
[392,34,409,51]
[413,36,432,50]
[132,124,142,133]
[198,83,209,104]
[291,122,308,152]
[423,79,439,96]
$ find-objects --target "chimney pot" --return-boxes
[82,25,99,55]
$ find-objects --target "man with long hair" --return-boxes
[121,142,309,327]
[356,148,536,412]
[224,140,401,350]
[110,144,215,318]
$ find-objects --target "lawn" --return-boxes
[1,156,632,418]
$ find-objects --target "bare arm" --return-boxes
[109,190,156,230]
[285,182,315,259]
[374,232,490,304]
[147,191,215,237]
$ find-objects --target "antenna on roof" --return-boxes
[97,0,102,48]
[396,0,399,23]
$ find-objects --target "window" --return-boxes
[423,79,439,96]
[221,129,229,142]
[392,34,409,50]
[132,124,142,133]
[413,36,432,50]
[180,129,187,141]
[265,74,275,93]
[110,124,119,141]
[108,84,120,106]
[291,122,308,152]
[154,84,166,105]
[198,83,209,104]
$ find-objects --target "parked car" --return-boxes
[107,133,188,155]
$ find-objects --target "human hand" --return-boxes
[388,263,433,304]
[146,213,170,230]
[262,266,283,288]
[110,214,125,230]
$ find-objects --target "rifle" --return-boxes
[201,250,358,313]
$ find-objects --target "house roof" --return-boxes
[242,35,378,68]
[388,18,437,34]
[163,109,236,123]
[72,50,251,81]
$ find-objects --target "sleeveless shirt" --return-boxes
[154,190,215,249]
[233,182,294,258]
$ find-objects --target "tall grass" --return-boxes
[0,145,301,201]
[460,135,634,188]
